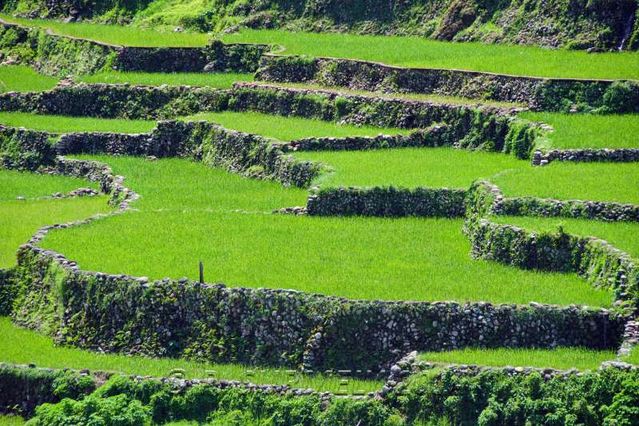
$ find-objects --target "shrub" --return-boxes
[602,81,639,113]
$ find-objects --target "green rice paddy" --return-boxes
[220,29,639,80]
[0,415,24,426]
[492,216,639,259]
[521,112,639,150]
[295,147,527,189]
[186,111,407,141]
[0,14,210,47]
[0,317,381,393]
[40,156,611,306]
[0,169,98,200]
[493,162,639,205]
[0,65,58,93]
[0,112,156,134]
[79,71,253,88]
[418,347,616,371]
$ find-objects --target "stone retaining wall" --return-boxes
[0,22,268,75]
[306,187,467,217]
[256,55,639,112]
[532,148,639,166]
[232,83,537,158]
[10,243,625,375]
[465,182,639,309]
[284,127,446,151]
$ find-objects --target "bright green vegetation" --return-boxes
[220,29,639,80]
[492,216,639,259]
[493,162,639,205]
[521,112,639,149]
[186,111,408,141]
[0,317,380,393]
[0,169,98,201]
[0,14,210,47]
[79,71,253,88]
[626,347,639,365]
[41,156,611,306]
[295,147,527,189]
[418,347,615,371]
[271,82,525,108]
[0,415,24,426]
[0,112,156,134]
[0,65,58,93]
[0,196,111,268]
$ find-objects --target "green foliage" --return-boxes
[390,367,639,425]
[27,375,400,426]
[601,81,639,114]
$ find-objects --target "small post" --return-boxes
[199,260,204,284]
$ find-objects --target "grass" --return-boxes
[418,347,616,371]
[40,156,612,306]
[295,147,528,189]
[520,112,639,150]
[493,162,639,205]
[220,29,639,80]
[0,65,58,93]
[185,111,408,141]
[625,347,639,365]
[492,216,639,259]
[0,196,112,268]
[0,317,381,393]
[0,169,98,201]
[78,71,253,88]
[0,14,210,47]
[0,416,24,426]
[0,112,156,134]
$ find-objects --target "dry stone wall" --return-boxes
[532,148,639,166]
[255,56,639,112]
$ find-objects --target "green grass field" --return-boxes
[0,317,380,393]
[295,147,527,189]
[0,65,58,93]
[521,112,639,150]
[626,347,639,365]
[186,111,407,141]
[0,14,210,47]
[220,29,639,80]
[492,216,639,259]
[40,156,611,306]
[0,416,24,426]
[0,112,156,134]
[418,347,616,371]
[0,168,110,268]
[79,71,253,88]
[0,197,111,268]
[493,162,639,205]
[0,169,98,200]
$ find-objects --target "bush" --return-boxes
[602,81,639,113]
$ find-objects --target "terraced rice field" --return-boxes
[418,347,616,371]
[0,10,638,424]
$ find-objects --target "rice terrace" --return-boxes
[0,0,639,424]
